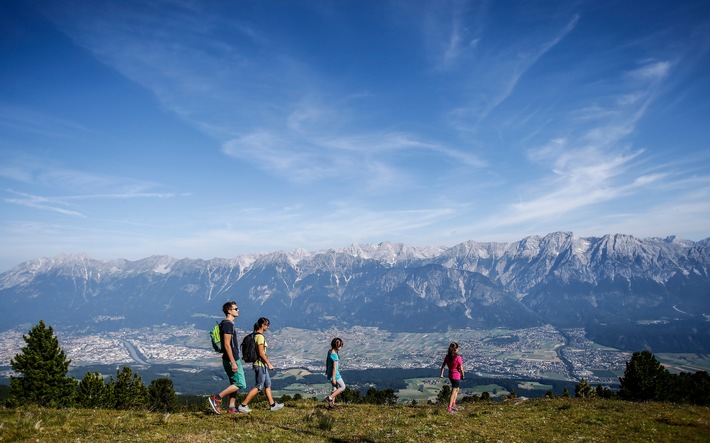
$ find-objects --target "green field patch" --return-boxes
[539,372,572,381]
[470,383,508,396]
[273,381,328,399]
[406,378,441,389]
[273,368,313,380]
[518,381,553,391]
[591,369,617,378]
[397,388,433,402]
[396,377,446,402]
[656,353,710,373]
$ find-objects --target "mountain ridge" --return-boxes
[1,232,708,351]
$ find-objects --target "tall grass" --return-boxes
[1,398,709,442]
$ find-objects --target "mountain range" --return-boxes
[1,232,709,352]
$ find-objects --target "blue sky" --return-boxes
[1,0,709,271]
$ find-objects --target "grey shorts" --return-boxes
[254,365,271,390]
[332,378,346,392]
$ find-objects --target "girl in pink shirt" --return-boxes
[439,342,464,412]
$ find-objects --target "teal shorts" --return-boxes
[222,359,247,389]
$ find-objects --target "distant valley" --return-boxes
[2,323,708,398]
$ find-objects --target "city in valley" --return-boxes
[2,322,708,398]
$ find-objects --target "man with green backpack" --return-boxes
[208,301,247,414]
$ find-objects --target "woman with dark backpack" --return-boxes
[237,317,284,413]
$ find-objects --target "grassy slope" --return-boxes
[1,398,709,442]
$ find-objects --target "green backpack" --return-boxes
[209,322,222,353]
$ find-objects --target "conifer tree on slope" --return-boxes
[148,378,178,412]
[619,350,670,402]
[10,320,76,407]
[575,378,594,398]
[111,366,148,410]
[77,371,109,409]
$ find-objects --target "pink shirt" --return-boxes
[444,354,463,380]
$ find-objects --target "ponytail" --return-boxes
[253,317,270,331]
[331,337,343,354]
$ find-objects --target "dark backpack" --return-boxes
[240,332,262,363]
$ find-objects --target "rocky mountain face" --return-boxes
[1,232,708,350]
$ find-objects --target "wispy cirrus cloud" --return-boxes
[488,58,676,228]
[4,189,175,217]
[0,160,168,194]
[445,12,580,132]
[1,158,176,219]
[5,190,86,218]
[222,128,486,185]
[505,150,644,226]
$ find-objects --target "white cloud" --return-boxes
[4,191,86,218]
[628,61,671,82]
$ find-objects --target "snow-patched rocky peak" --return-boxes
[339,241,444,264]
[1,232,709,334]
[0,254,130,289]
[1,232,708,296]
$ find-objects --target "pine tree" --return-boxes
[340,386,360,404]
[575,378,593,398]
[110,366,148,410]
[77,371,108,408]
[9,320,76,407]
[437,385,452,404]
[595,384,614,399]
[665,370,710,405]
[561,386,570,398]
[619,350,670,401]
[147,378,177,412]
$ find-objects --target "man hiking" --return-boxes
[208,301,247,414]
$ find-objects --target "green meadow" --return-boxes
[2,398,709,442]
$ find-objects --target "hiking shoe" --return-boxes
[452,404,462,411]
[447,407,456,413]
[208,395,221,414]
[325,396,335,408]
[227,408,238,414]
[270,402,284,412]
[237,404,251,414]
